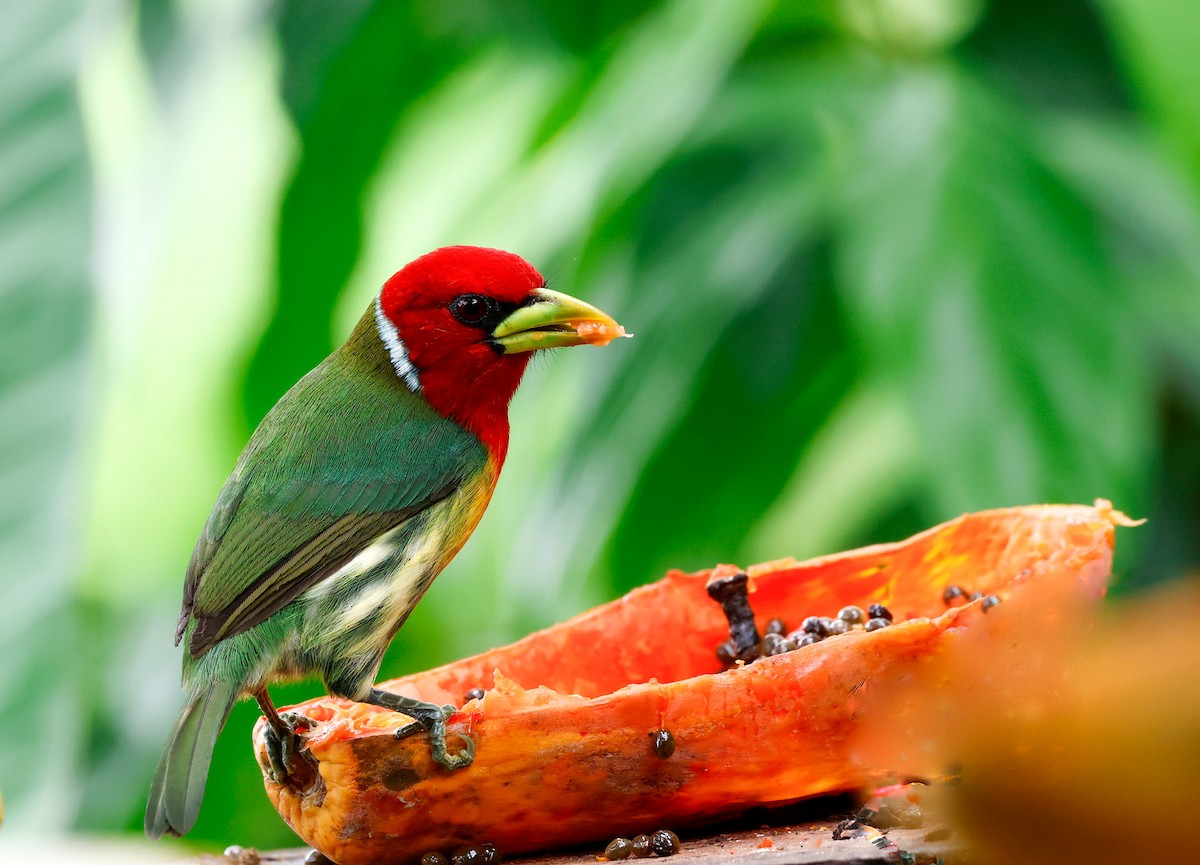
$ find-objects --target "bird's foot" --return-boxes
[368,689,475,771]
[260,709,321,792]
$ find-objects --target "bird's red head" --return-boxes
[376,246,624,463]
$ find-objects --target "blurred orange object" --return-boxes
[854,523,1200,865]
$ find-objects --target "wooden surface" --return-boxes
[186,802,960,865]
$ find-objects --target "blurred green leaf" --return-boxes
[605,237,860,586]
[1039,116,1200,387]
[743,381,922,562]
[833,66,1154,517]
[134,0,184,96]
[1098,0,1200,182]
[0,0,91,831]
[965,0,1131,112]
[1037,115,1200,584]
[245,1,477,427]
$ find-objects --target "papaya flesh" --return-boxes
[256,502,1131,865]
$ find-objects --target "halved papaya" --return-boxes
[256,502,1131,865]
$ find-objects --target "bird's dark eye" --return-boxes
[449,294,496,327]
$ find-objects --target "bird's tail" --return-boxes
[145,680,238,839]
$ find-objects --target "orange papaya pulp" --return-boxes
[256,502,1133,865]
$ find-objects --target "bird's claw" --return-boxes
[261,712,320,792]
[393,719,423,740]
[392,702,475,771]
[436,730,475,770]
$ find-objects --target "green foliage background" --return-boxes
[1,0,1198,855]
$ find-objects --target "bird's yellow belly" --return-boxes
[294,466,498,663]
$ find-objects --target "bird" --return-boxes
[145,245,627,839]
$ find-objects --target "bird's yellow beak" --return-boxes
[492,288,630,354]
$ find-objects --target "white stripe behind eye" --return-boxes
[374,295,422,393]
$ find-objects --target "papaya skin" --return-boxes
[256,502,1130,865]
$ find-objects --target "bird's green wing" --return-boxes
[177,347,488,658]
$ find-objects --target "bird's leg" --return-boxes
[256,690,291,781]
[255,688,319,791]
[366,687,475,771]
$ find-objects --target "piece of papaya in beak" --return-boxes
[492,288,630,353]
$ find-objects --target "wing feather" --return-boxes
[176,330,487,658]
[188,483,456,654]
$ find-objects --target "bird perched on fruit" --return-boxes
[146,246,628,839]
